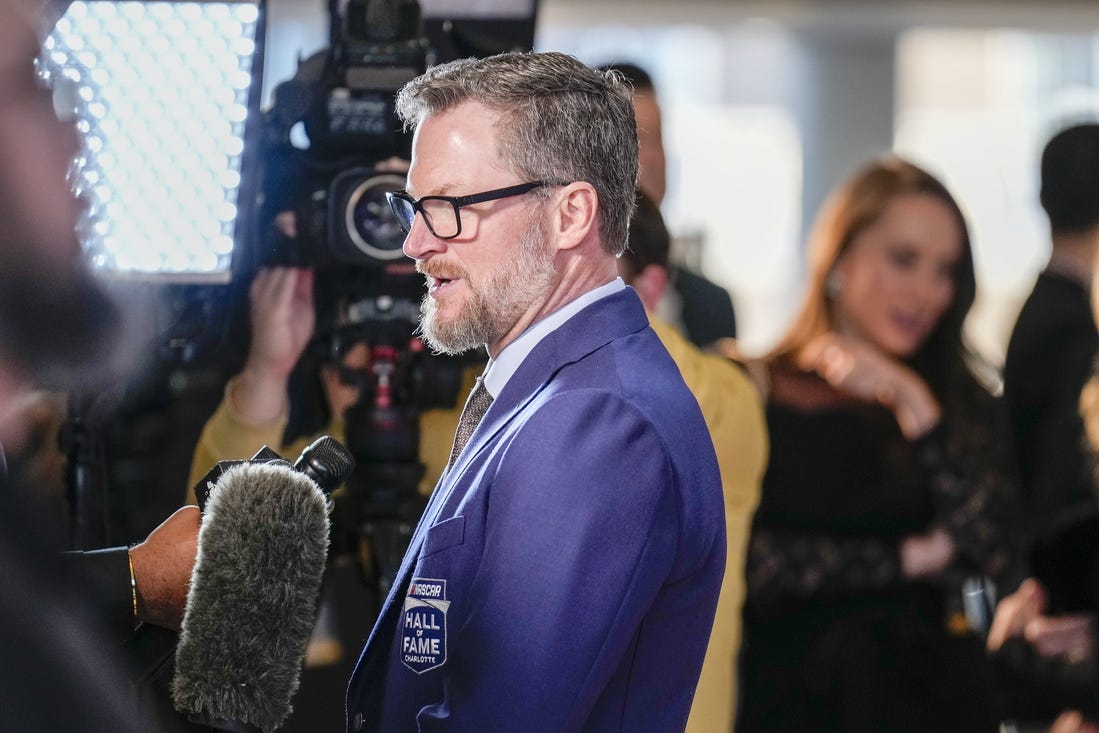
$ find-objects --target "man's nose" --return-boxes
[402,215,446,260]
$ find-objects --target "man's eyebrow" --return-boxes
[408,182,457,198]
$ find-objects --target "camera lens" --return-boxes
[343,171,407,262]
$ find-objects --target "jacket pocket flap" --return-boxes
[421,515,466,558]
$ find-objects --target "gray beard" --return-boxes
[418,221,556,355]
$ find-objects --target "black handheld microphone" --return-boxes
[292,435,357,504]
[171,460,330,733]
[192,435,355,512]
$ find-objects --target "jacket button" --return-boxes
[353,712,364,731]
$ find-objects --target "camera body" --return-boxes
[260,0,428,270]
[293,166,409,267]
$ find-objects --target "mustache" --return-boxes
[416,261,469,282]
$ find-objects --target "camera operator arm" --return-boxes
[186,382,302,500]
[186,267,327,498]
[236,267,317,424]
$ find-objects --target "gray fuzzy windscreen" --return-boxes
[172,462,330,732]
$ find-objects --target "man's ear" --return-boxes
[631,263,668,312]
[550,182,598,251]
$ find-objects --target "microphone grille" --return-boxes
[294,436,355,493]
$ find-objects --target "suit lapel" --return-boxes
[449,287,650,477]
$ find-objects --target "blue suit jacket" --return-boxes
[346,287,725,732]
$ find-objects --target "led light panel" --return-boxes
[40,1,263,281]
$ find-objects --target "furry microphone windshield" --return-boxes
[172,461,330,732]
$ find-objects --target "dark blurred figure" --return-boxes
[600,61,738,349]
[988,574,1099,731]
[1003,123,1099,617]
[0,0,198,728]
[987,184,1099,728]
[738,156,1022,733]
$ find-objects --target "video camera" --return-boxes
[255,0,467,591]
[260,0,427,269]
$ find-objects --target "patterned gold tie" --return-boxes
[447,378,493,471]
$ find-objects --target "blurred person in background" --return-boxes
[737,155,1023,733]
[600,61,738,350]
[986,178,1099,727]
[620,192,768,731]
[1003,123,1099,624]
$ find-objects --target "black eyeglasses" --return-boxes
[386,181,559,240]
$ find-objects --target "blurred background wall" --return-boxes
[262,0,1099,362]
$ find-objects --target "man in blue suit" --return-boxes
[346,51,726,732]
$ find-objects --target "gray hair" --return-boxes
[395,51,639,255]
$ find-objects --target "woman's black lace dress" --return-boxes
[737,364,1020,733]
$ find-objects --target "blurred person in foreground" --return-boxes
[599,61,737,350]
[0,0,198,727]
[620,192,768,731]
[344,52,725,731]
[737,156,1022,733]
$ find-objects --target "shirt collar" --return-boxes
[481,278,625,398]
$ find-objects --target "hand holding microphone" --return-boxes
[129,506,201,631]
